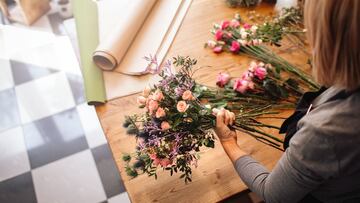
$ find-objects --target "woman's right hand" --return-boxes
[213,108,237,144]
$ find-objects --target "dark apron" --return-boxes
[279,87,328,203]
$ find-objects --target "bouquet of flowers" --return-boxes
[206,14,318,89]
[123,56,287,183]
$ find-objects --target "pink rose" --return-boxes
[241,71,253,81]
[149,153,157,160]
[142,86,151,97]
[221,20,230,30]
[155,107,166,118]
[248,61,257,72]
[233,78,249,94]
[230,19,240,28]
[161,121,171,130]
[182,90,195,101]
[250,25,258,33]
[215,29,223,40]
[230,40,240,52]
[248,81,255,90]
[148,100,159,113]
[243,23,251,30]
[160,158,172,167]
[216,72,231,87]
[176,101,188,112]
[137,96,147,106]
[213,46,223,53]
[207,40,217,48]
[254,67,267,80]
[153,90,164,101]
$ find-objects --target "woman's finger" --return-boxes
[216,110,226,128]
[225,110,232,125]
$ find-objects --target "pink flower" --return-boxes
[207,40,217,48]
[153,90,164,101]
[243,23,251,30]
[213,46,223,53]
[149,153,157,160]
[142,86,151,97]
[182,90,195,101]
[161,121,171,130]
[155,107,166,118]
[221,20,230,30]
[230,19,240,28]
[250,25,258,33]
[153,158,161,166]
[160,158,172,167]
[136,96,147,106]
[148,100,159,113]
[241,71,253,81]
[233,78,249,94]
[176,101,188,112]
[249,61,257,72]
[248,81,255,90]
[254,67,267,80]
[216,72,231,87]
[230,40,240,52]
[215,29,223,40]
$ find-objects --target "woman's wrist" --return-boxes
[221,139,248,164]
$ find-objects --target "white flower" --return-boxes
[250,25,258,33]
[205,104,211,109]
[200,86,208,91]
[237,39,247,46]
[241,32,248,39]
[258,62,265,67]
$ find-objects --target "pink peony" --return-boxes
[160,158,172,167]
[230,40,240,52]
[182,90,195,101]
[230,19,240,28]
[213,46,223,53]
[216,72,231,87]
[207,40,217,48]
[243,23,251,30]
[161,121,171,130]
[153,90,164,101]
[176,101,188,112]
[215,29,223,40]
[254,67,267,80]
[221,20,230,30]
[142,86,151,97]
[233,78,249,94]
[136,96,147,106]
[148,100,159,113]
[155,107,166,118]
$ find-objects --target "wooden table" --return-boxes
[96,1,308,202]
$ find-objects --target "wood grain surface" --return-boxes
[96,0,309,202]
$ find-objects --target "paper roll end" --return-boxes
[93,51,117,71]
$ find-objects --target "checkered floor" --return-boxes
[0,2,129,203]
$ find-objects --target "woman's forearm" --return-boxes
[221,140,248,163]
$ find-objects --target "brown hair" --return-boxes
[304,0,360,90]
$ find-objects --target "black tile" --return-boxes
[92,144,125,199]
[10,60,58,85]
[0,172,37,203]
[0,88,20,132]
[66,73,86,105]
[23,108,89,169]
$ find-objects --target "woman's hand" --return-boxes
[213,108,247,162]
[213,108,237,143]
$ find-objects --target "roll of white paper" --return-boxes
[93,0,157,71]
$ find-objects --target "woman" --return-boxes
[215,0,360,202]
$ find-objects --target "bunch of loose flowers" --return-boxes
[206,14,319,90]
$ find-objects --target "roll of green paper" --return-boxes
[72,0,106,105]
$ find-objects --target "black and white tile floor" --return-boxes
[0,2,129,203]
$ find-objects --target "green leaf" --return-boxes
[285,78,299,90]
[279,86,289,98]
[122,154,131,162]
[263,79,282,98]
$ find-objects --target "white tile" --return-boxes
[0,59,14,91]
[0,127,30,181]
[77,103,107,148]
[108,192,131,203]
[10,36,81,76]
[15,72,75,123]
[32,150,107,203]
